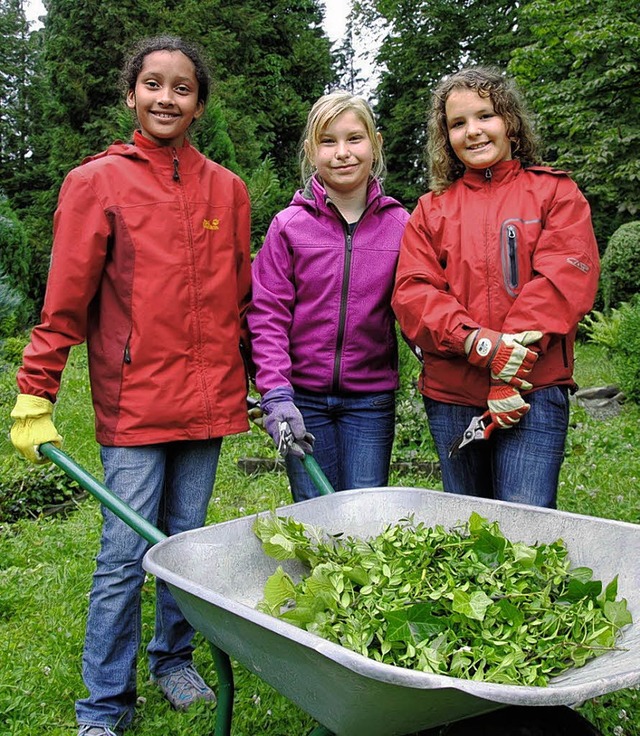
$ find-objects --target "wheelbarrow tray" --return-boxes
[143,487,640,735]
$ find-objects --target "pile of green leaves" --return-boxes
[253,512,632,686]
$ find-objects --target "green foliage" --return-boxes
[0,197,31,293]
[245,156,289,250]
[0,333,29,364]
[255,511,631,685]
[191,98,238,173]
[509,0,640,247]
[583,298,640,402]
[0,455,81,523]
[353,0,523,207]
[612,297,640,403]
[601,221,640,311]
[581,307,625,350]
[0,271,31,339]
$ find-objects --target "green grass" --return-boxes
[0,341,639,735]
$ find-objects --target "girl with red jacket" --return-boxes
[9,36,251,736]
[248,92,409,501]
[392,67,599,509]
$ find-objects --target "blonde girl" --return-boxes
[249,91,409,501]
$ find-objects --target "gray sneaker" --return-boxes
[153,663,216,710]
[78,727,120,736]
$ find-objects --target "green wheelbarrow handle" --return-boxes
[301,453,335,496]
[39,442,166,545]
[38,441,335,736]
[38,442,241,735]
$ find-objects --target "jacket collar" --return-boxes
[461,159,522,190]
[81,130,201,170]
[295,174,385,215]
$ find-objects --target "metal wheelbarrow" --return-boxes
[40,442,640,735]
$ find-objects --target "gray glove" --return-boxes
[261,387,314,459]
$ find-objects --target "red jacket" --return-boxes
[18,132,252,445]
[392,160,600,406]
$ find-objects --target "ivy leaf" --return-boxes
[558,577,602,603]
[497,598,525,628]
[452,590,493,621]
[472,529,506,566]
[600,575,619,605]
[512,542,537,567]
[385,603,448,643]
[604,599,633,629]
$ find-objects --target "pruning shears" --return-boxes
[448,410,498,457]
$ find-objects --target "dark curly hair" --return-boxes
[426,66,541,194]
[121,35,210,107]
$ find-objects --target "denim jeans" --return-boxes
[75,439,222,730]
[285,389,396,502]
[424,386,569,508]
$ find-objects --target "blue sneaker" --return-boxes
[153,663,216,710]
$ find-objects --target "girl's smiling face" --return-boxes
[309,110,378,199]
[445,88,512,171]
[126,50,204,148]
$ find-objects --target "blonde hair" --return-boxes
[426,66,541,194]
[300,91,385,184]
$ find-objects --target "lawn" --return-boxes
[0,340,638,735]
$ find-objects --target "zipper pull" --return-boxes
[485,168,492,181]
[346,233,353,251]
[172,151,180,181]
[124,344,131,364]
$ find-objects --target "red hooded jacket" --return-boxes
[392,160,600,406]
[18,132,252,445]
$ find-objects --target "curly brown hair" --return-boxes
[426,66,541,194]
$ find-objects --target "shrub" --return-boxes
[613,297,640,403]
[0,333,29,364]
[0,198,31,294]
[0,456,82,523]
[601,221,640,311]
[584,298,640,403]
[0,271,33,340]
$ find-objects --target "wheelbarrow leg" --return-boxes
[209,642,234,736]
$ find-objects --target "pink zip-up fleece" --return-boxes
[248,175,410,395]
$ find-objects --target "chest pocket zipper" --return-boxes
[507,225,519,290]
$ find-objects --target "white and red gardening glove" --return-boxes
[466,328,543,390]
[486,375,531,429]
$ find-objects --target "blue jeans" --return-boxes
[424,386,569,508]
[76,439,222,730]
[285,389,396,502]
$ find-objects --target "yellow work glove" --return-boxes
[10,394,62,464]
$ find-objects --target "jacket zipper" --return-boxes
[332,226,354,392]
[172,147,212,429]
[507,224,519,289]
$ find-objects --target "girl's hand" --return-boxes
[10,394,63,464]
[486,376,531,428]
[466,328,542,390]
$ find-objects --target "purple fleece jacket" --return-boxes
[248,175,410,395]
